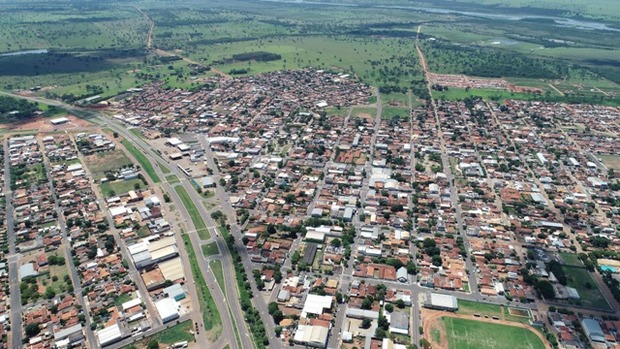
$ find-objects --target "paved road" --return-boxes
[102,118,250,349]
[415,39,479,296]
[37,137,98,348]
[200,138,283,349]
[4,140,23,349]
[0,93,247,348]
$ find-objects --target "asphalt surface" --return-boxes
[100,117,251,349]
[36,136,98,348]
[4,140,23,349]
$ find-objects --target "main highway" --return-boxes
[0,92,251,349]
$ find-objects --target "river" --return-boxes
[260,0,620,32]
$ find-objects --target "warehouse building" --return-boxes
[155,298,180,323]
[294,325,329,348]
[97,324,123,347]
[424,293,458,311]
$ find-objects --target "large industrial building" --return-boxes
[128,236,179,269]
[424,293,458,311]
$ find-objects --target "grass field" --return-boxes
[83,150,132,178]
[202,242,220,257]
[174,186,210,239]
[166,174,180,184]
[152,320,195,344]
[442,317,545,349]
[381,106,409,120]
[560,253,610,310]
[599,154,620,170]
[456,300,502,318]
[181,233,222,339]
[114,293,133,307]
[352,107,377,118]
[210,260,225,293]
[121,139,161,183]
[99,178,144,197]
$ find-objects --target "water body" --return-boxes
[261,0,620,32]
[0,49,48,57]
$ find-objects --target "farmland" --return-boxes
[0,0,619,104]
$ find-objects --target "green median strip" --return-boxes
[121,139,161,183]
[202,242,220,257]
[174,186,210,239]
[166,174,180,184]
[209,259,225,291]
[181,233,222,339]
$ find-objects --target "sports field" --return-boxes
[442,317,545,349]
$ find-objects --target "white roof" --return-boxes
[305,231,325,242]
[302,294,332,317]
[50,117,69,124]
[121,298,142,311]
[430,293,458,309]
[67,163,83,172]
[155,298,180,321]
[97,324,122,346]
[167,138,183,146]
[109,206,127,217]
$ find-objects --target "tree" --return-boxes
[361,318,372,329]
[25,323,40,337]
[396,299,406,308]
[147,340,159,349]
[361,296,374,310]
[268,302,279,315]
[272,310,284,324]
[385,304,394,312]
[535,280,555,299]
[44,287,56,299]
[267,224,277,235]
[331,238,342,248]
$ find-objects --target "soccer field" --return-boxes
[442,317,546,349]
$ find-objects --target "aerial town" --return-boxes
[1,66,620,349]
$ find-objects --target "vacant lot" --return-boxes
[83,150,132,179]
[600,154,620,170]
[442,317,545,349]
[99,178,144,197]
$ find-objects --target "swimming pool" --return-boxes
[600,265,616,272]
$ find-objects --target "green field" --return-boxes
[121,139,161,183]
[152,320,195,344]
[181,233,222,339]
[166,174,180,184]
[210,259,225,293]
[99,178,144,197]
[174,186,210,239]
[442,317,545,349]
[560,253,610,310]
[202,242,220,257]
[381,106,409,120]
[456,300,502,318]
